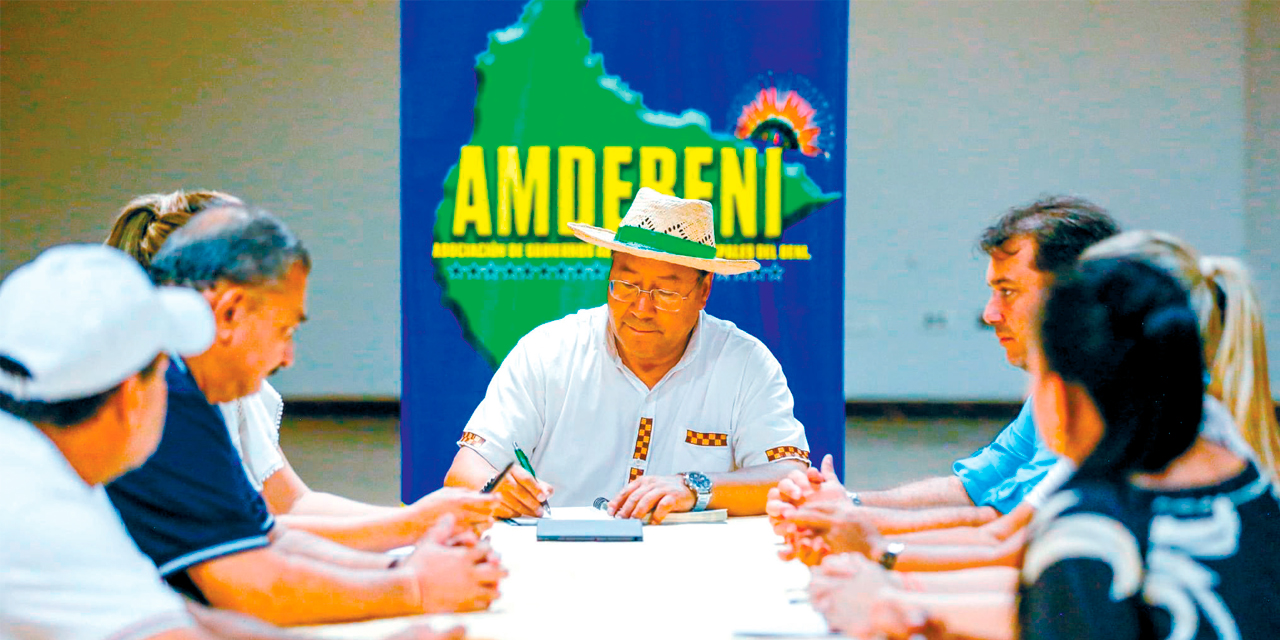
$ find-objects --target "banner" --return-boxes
[402,0,849,501]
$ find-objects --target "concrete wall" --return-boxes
[2,1,1274,400]
[1,1,400,398]
[1245,0,1280,399]
[845,0,1259,399]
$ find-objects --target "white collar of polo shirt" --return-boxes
[602,308,707,393]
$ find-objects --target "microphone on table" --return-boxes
[593,497,611,514]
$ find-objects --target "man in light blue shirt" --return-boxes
[951,399,1059,516]
[770,196,1119,535]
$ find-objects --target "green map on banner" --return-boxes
[432,0,840,367]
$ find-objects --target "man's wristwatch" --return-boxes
[681,471,713,512]
[879,541,905,570]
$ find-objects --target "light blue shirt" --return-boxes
[952,398,1059,515]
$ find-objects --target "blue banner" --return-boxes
[402,0,849,501]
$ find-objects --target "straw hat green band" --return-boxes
[613,226,717,260]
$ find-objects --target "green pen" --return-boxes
[513,441,551,515]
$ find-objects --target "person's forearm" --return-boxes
[900,566,1019,594]
[887,590,1015,640]
[708,460,807,515]
[897,502,1035,545]
[444,447,498,491]
[895,523,1002,546]
[272,526,400,569]
[278,498,429,552]
[860,475,976,510]
[873,529,1026,573]
[189,547,419,625]
[856,504,1000,534]
[289,490,398,518]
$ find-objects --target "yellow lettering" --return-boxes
[719,147,758,238]
[453,146,492,237]
[496,146,550,237]
[683,147,714,202]
[716,244,755,260]
[639,146,677,195]
[602,146,634,231]
[430,242,509,258]
[756,243,778,260]
[557,146,596,236]
[764,147,782,238]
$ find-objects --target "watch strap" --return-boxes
[693,487,712,512]
[879,541,905,570]
[683,472,712,512]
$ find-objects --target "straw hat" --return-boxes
[567,188,760,275]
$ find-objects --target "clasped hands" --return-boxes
[489,465,696,523]
[766,453,882,566]
[397,513,507,613]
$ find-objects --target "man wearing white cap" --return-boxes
[0,245,471,640]
[444,188,811,523]
[0,245,216,639]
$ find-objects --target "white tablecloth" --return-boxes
[299,515,832,640]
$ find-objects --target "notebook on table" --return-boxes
[536,518,643,541]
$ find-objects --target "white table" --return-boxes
[300,515,832,640]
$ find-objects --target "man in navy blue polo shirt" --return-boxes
[106,205,506,625]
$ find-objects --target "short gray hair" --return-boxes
[149,205,311,290]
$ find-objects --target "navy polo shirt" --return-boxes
[106,358,274,602]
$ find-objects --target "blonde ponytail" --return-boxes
[1201,256,1280,479]
[105,190,243,268]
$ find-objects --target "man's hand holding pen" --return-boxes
[490,464,554,518]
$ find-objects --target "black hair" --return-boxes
[980,196,1121,272]
[0,355,163,428]
[149,206,311,291]
[1039,257,1204,481]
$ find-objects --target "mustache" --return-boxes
[623,320,659,332]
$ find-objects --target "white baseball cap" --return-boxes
[0,245,215,402]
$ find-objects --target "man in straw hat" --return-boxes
[445,188,811,523]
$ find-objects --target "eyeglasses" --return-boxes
[608,279,698,312]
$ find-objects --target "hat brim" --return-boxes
[156,287,216,357]
[567,223,760,275]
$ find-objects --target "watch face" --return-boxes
[685,471,712,493]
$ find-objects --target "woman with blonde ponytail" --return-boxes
[105,189,496,552]
[106,190,244,268]
[1083,231,1279,480]
[1200,256,1280,478]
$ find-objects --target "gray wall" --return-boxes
[1,1,400,398]
[1245,0,1280,402]
[845,0,1267,400]
[2,1,1275,400]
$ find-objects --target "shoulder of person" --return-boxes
[698,311,780,367]
[1023,482,1147,596]
[511,305,609,359]
[0,414,87,514]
